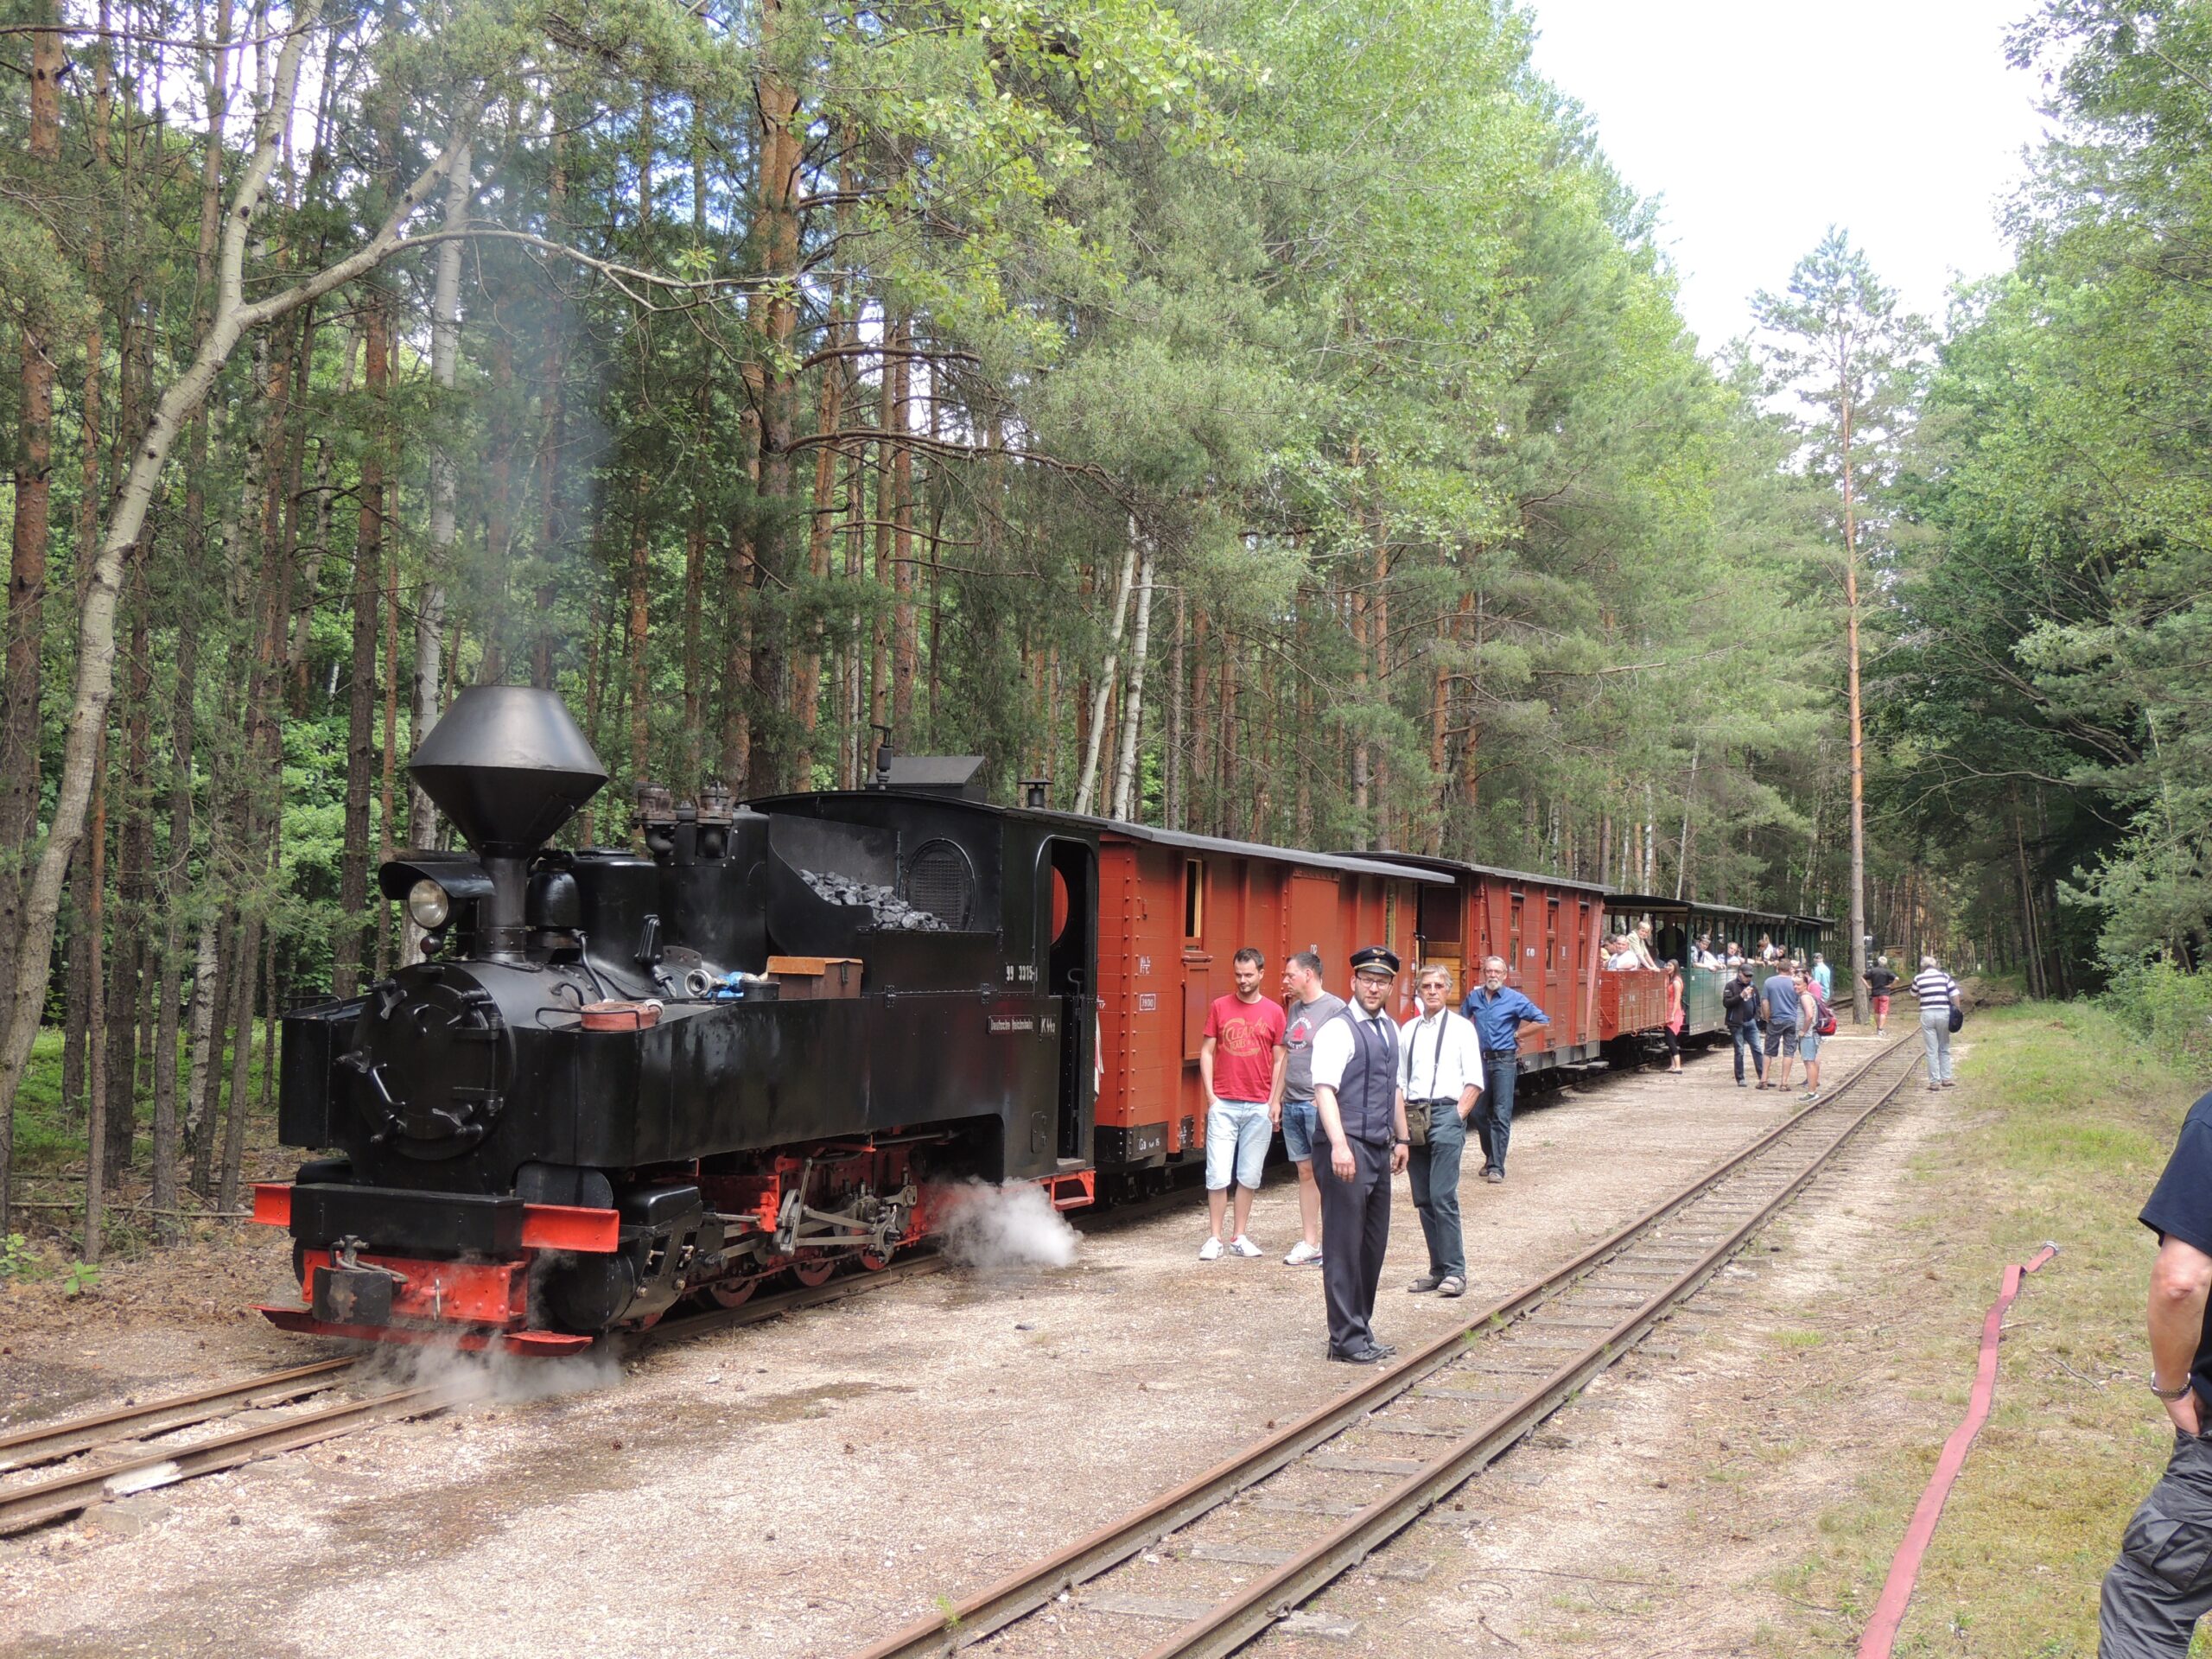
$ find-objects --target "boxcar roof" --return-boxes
[1329,849,1609,898]
[747,789,1451,886]
[1606,892,1796,925]
[1084,818,1453,886]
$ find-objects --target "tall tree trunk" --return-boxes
[183,912,226,1198]
[410,144,469,869]
[531,130,569,690]
[376,482,400,978]
[82,740,106,1262]
[215,912,260,1216]
[101,545,153,1186]
[626,493,652,791]
[1675,738,1700,901]
[751,26,803,789]
[0,13,65,1058]
[1165,588,1185,831]
[333,291,389,1000]
[1073,528,1139,817]
[887,322,917,743]
[720,395,761,790]
[1840,386,1870,1023]
[1110,537,1155,823]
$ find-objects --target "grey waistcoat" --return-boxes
[1332,1010,1399,1146]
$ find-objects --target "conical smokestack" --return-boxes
[409,686,607,855]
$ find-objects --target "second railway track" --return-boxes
[0,1249,950,1536]
[856,1029,1927,1659]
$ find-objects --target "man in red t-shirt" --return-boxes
[1198,947,1287,1261]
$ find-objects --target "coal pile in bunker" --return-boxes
[801,870,951,931]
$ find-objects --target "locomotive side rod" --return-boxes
[849,1029,1923,1659]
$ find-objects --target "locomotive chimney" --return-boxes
[409,687,607,960]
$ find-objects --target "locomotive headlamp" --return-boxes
[406,878,452,930]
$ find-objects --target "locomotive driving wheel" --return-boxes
[789,1255,836,1288]
[707,1276,757,1308]
[858,1243,895,1271]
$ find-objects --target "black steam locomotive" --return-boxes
[257,687,1098,1353]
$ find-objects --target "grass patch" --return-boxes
[1783,1001,2206,1655]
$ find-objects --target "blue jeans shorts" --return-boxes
[1205,1099,1270,1190]
[1281,1097,1319,1164]
[1799,1031,1822,1065]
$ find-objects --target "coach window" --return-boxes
[1508,893,1523,976]
[1547,898,1560,968]
[1183,858,1205,939]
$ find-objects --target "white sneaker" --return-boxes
[1284,1240,1321,1266]
[1229,1235,1262,1258]
[1198,1236,1224,1262]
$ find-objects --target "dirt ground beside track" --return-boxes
[1,1035,1910,1659]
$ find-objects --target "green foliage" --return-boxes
[2102,960,2212,1071]
[60,1260,99,1298]
[0,1231,33,1280]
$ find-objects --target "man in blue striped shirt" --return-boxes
[1912,957,1961,1089]
[1460,956,1550,1184]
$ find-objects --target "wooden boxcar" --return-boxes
[1085,823,1448,1184]
[1361,855,1611,1074]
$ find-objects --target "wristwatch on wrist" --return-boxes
[1391,1136,1409,1147]
[2151,1373,2195,1402]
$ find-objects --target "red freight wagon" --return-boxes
[1365,855,1610,1073]
[1086,823,1451,1180]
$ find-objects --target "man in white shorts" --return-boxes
[1197,947,1287,1260]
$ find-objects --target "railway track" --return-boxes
[854,1029,1925,1659]
[0,1251,949,1537]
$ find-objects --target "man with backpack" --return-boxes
[1795,963,1834,1103]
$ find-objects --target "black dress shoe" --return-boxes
[1328,1344,1389,1364]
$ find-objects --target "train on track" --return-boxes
[251,686,1832,1354]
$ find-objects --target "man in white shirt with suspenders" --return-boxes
[1399,964,1484,1299]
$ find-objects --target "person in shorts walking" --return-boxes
[1912,956,1961,1090]
[1277,950,1344,1267]
[1761,959,1802,1092]
[2099,1084,2212,1656]
[1865,957,1898,1034]
[1399,965,1483,1299]
[1198,947,1286,1260]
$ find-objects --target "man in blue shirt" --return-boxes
[1460,955,1550,1184]
[1761,963,1802,1092]
[2101,1087,2212,1656]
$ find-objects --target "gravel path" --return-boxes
[0,1038,1840,1659]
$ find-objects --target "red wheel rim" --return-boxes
[859,1246,893,1271]
[707,1276,757,1308]
[790,1257,836,1288]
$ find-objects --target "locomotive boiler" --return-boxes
[256,686,1098,1353]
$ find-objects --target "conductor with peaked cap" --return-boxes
[1307,945,1411,1363]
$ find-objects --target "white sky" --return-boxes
[1520,0,2060,352]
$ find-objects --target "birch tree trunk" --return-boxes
[1110,538,1155,823]
[407,144,470,948]
[1072,527,1140,817]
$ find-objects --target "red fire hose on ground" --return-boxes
[1857,1243,2061,1658]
